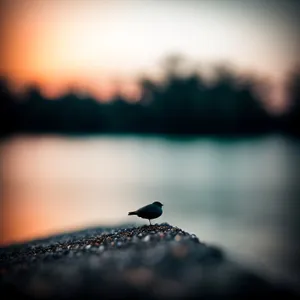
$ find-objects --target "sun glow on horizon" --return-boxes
[1,0,299,106]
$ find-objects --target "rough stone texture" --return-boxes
[0,223,298,299]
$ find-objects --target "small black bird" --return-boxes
[128,201,163,225]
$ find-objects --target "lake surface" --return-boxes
[1,135,300,286]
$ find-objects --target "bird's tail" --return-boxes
[128,211,137,216]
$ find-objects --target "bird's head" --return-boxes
[153,201,163,207]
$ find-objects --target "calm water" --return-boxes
[1,135,300,285]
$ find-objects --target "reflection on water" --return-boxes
[1,135,300,285]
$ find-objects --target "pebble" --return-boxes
[143,235,150,242]
[0,223,291,300]
[175,235,181,242]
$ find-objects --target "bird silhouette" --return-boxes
[128,201,163,225]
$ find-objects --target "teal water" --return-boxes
[1,135,299,286]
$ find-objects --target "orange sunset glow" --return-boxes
[1,0,300,105]
[2,3,300,294]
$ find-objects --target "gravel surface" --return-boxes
[0,223,298,299]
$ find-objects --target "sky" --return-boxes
[1,0,300,107]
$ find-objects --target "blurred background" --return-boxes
[1,0,300,289]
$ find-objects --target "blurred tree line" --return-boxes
[1,57,300,138]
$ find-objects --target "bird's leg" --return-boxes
[149,219,152,226]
